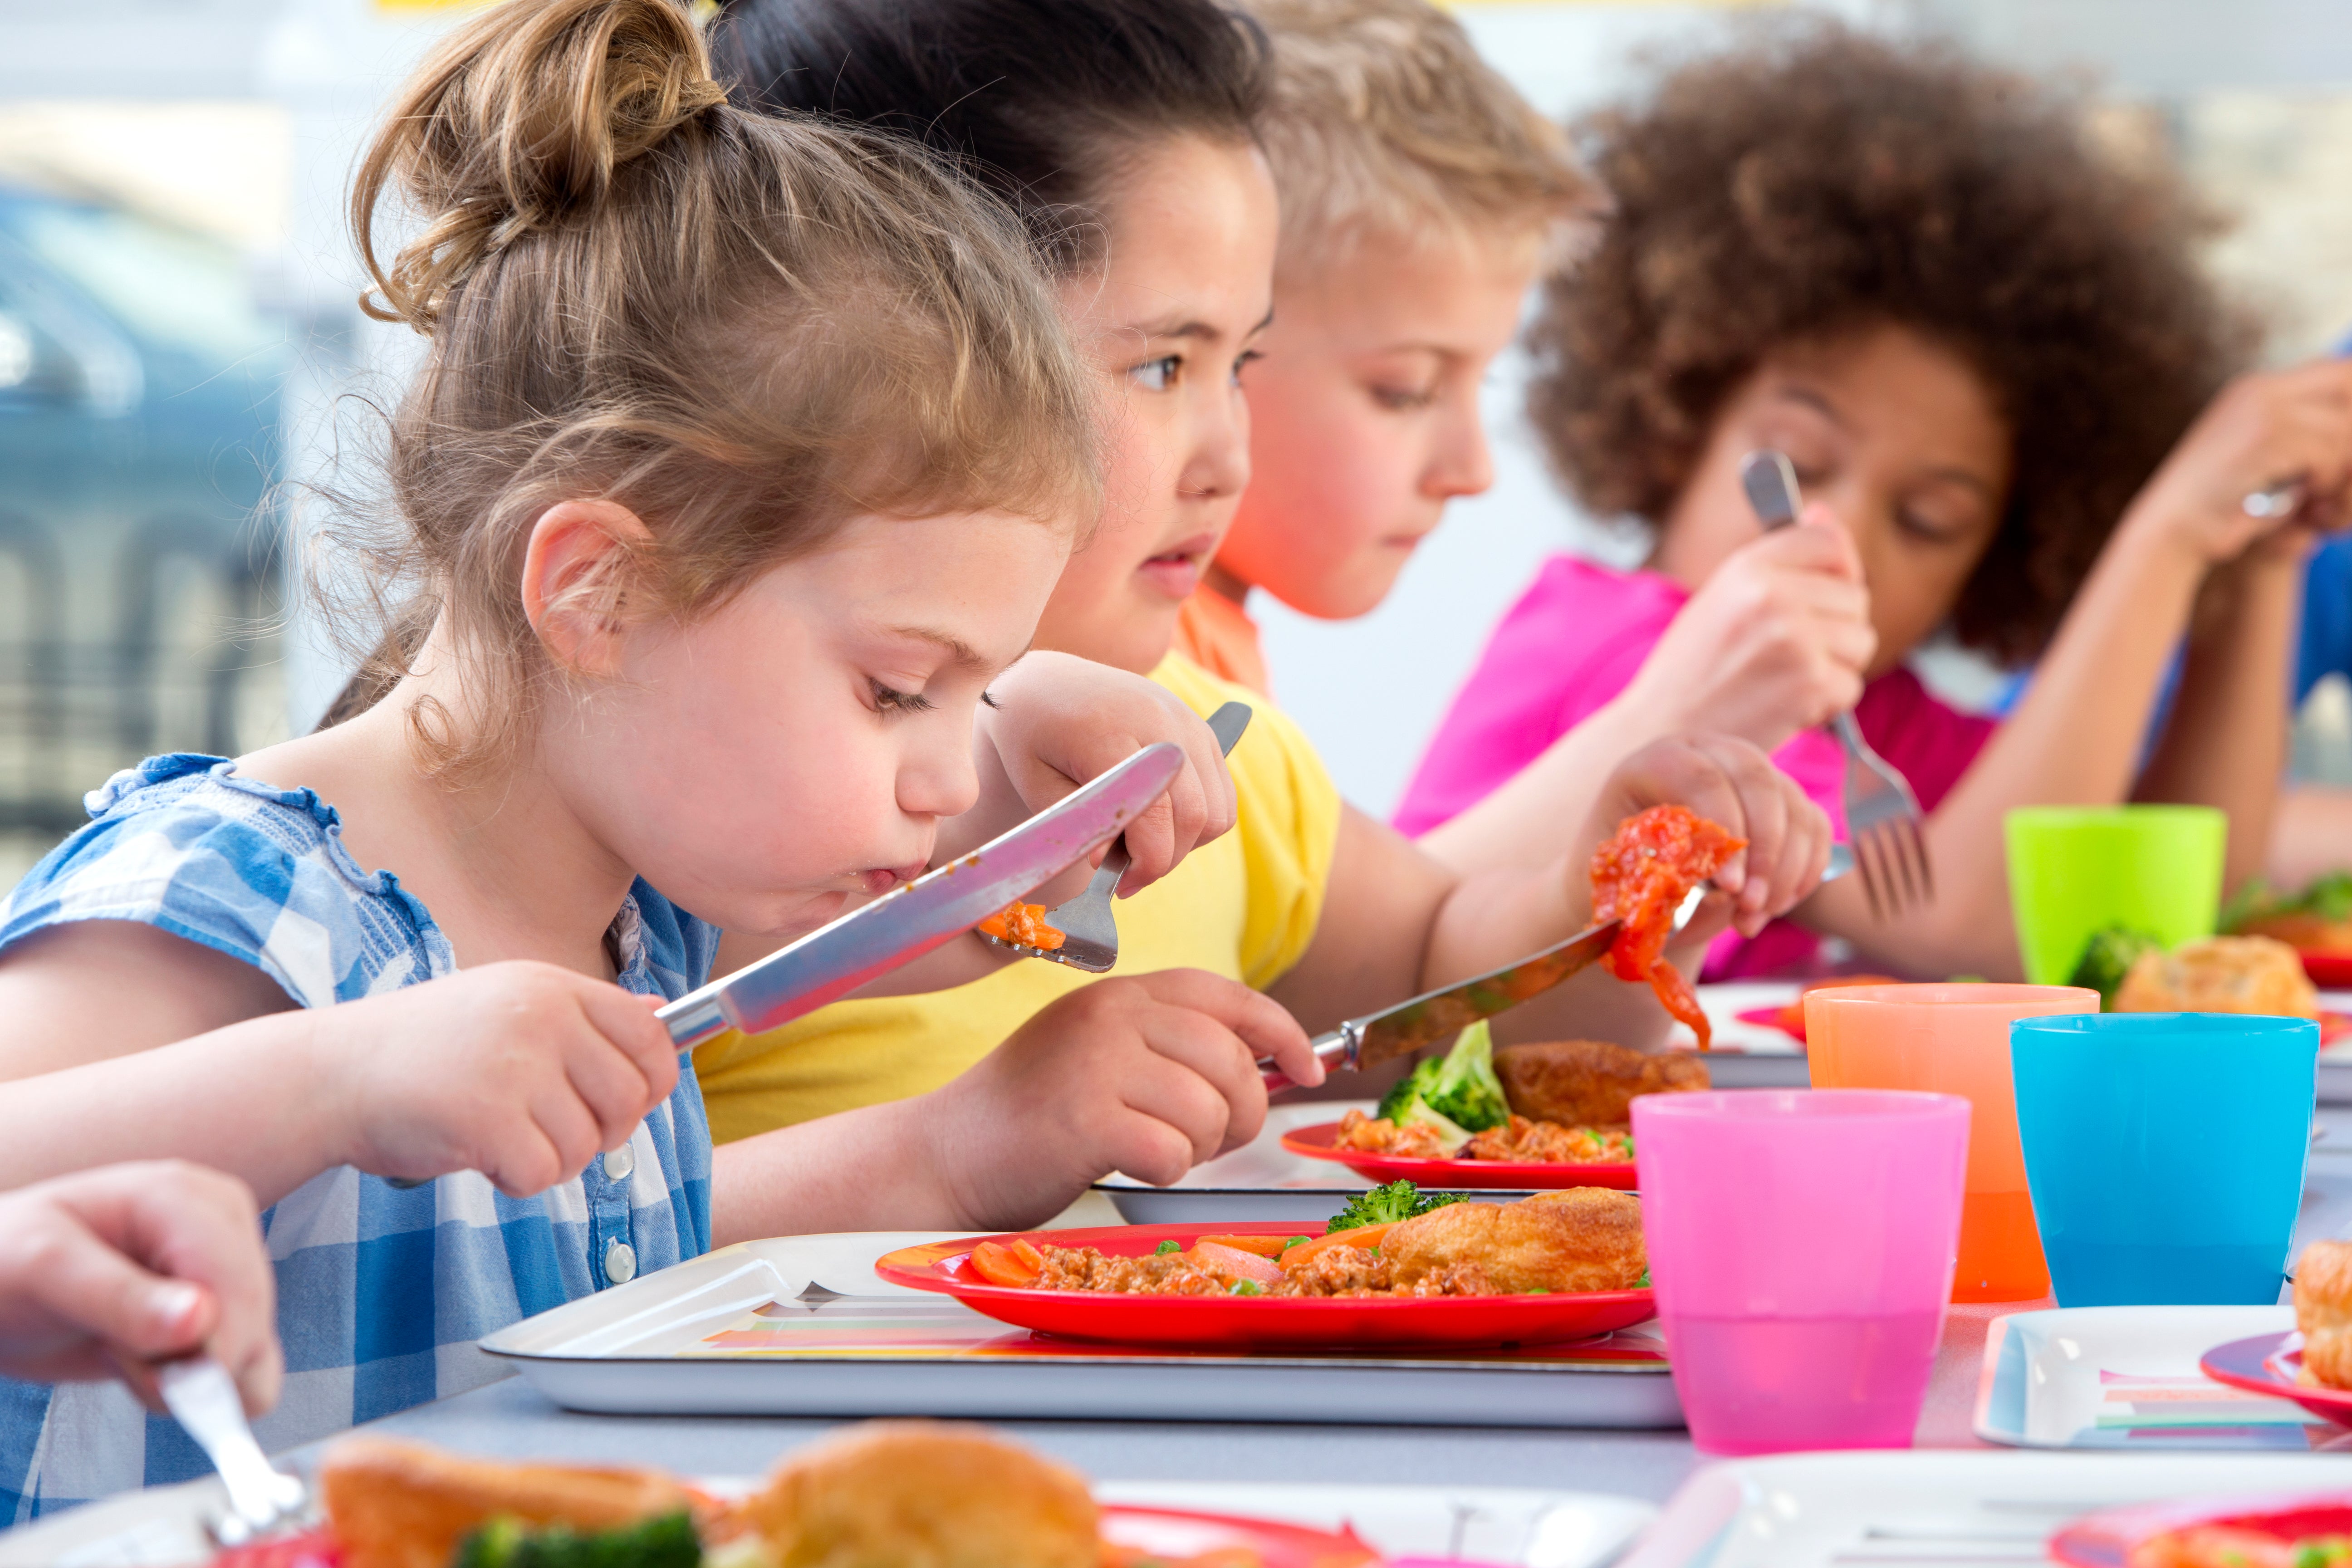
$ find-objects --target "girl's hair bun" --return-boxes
[355,0,727,328]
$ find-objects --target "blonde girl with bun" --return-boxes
[0,0,1318,1510]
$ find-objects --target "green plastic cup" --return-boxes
[2004,806,2227,986]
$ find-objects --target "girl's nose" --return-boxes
[898,723,980,822]
[1183,383,1252,501]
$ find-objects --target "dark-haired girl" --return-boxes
[697,0,1833,1141]
[1397,24,2352,980]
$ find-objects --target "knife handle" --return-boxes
[1258,1026,1357,1093]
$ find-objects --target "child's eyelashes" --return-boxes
[1231,348,1264,386]
[1372,384,1438,412]
[869,679,937,715]
[1130,354,1184,392]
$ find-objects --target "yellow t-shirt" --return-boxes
[693,655,1345,1142]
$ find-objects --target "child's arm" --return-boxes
[708,970,1323,1240]
[0,926,680,1205]
[1270,737,1829,1049]
[1803,360,2352,973]
[1418,517,1871,880]
[0,1161,281,1416]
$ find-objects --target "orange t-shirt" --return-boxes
[1173,587,1269,696]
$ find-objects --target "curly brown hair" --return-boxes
[1528,22,2249,664]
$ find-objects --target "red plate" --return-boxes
[2303,951,2352,989]
[2049,1488,2352,1567]
[1100,1504,1379,1567]
[875,1221,1656,1350]
[1279,1121,1638,1191]
[2201,1330,2352,1427]
[201,1512,1372,1568]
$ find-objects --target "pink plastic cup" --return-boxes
[1632,1088,1970,1455]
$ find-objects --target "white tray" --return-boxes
[1619,1450,2352,1568]
[1970,1304,2346,1450]
[0,1473,1655,1568]
[477,1231,1683,1429]
[1092,1102,1385,1224]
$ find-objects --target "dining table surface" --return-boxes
[277,1103,2352,1508]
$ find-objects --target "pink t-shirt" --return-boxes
[1395,555,1996,978]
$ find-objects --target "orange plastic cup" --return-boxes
[1805,983,2097,1302]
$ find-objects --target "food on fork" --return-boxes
[247,1423,1285,1568]
[976,900,1066,952]
[2296,1238,2352,1392]
[1590,806,1745,1049]
[982,1185,1646,1300]
[1494,1038,1708,1125]
[2111,935,2319,1019]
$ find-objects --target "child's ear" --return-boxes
[519,499,656,678]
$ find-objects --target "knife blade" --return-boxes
[658,741,1185,1050]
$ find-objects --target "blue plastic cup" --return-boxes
[2010,1013,2316,1307]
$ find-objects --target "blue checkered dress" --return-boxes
[0,755,716,1520]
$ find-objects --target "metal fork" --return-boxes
[1739,449,1934,921]
[981,701,1253,972]
[159,1356,309,1545]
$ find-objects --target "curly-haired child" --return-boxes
[1398,23,2352,978]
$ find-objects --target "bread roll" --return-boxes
[1495,1039,1707,1127]
[2112,935,2319,1019]
[2296,1238,2352,1391]
[319,1437,693,1568]
[1383,1188,1646,1294]
[746,1421,1098,1568]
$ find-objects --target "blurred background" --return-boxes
[0,0,2348,885]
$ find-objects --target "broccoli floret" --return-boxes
[1375,1024,1509,1136]
[453,1511,700,1568]
[1422,1022,1509,1132]
[1376,1058,1441,1123]
[1327,1180,1467,1233]
[2067,926,2162,1009]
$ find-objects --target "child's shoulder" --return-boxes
[0,754,451,1006]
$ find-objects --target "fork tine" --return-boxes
[1906,814,1936,901]
[1892,817,1930,911]
[1852,830,1887,923]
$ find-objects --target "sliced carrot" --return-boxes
[1191,1241,1282,1287]
[968,1238,1042,1288]
[1279,1222,1396,1270]
[1195,1233,1294,1259]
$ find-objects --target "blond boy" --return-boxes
[1176,0,1592,691]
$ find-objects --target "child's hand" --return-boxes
[327,963,676,1198]
[1582,734,1834,940]
[0,1161,282,1416]
[958,651,1239,897]
[2128,359,2352,563]
[1622,510,1878,751]
[923,970,1319,1228]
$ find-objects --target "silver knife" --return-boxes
[1259,846,1854,1089]
[1257,915,1625,1092]
[658,741,1185,1050]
